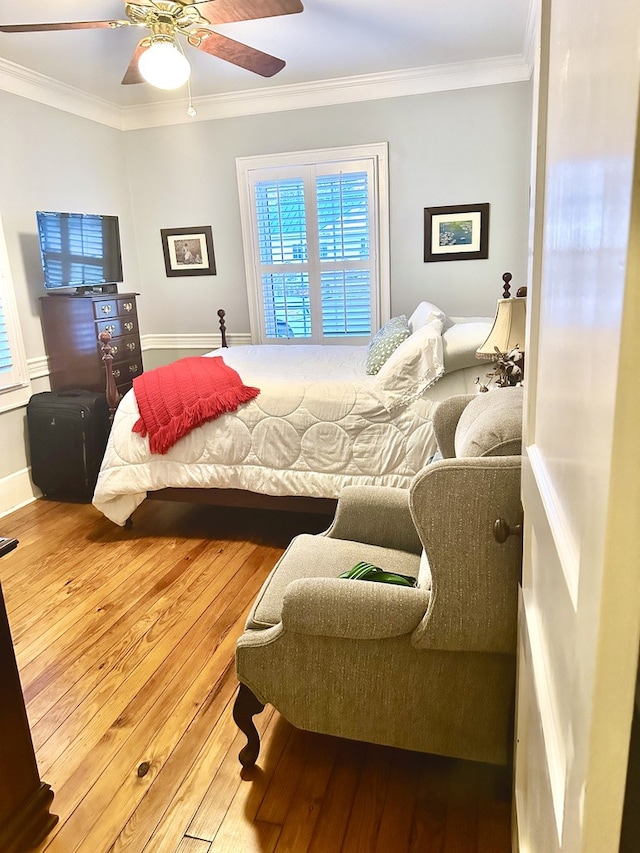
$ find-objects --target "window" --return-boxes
[237,143,390,344]
[0,214,30,412]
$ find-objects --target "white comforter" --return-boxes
[93,321,485,526]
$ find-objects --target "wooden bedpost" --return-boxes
[217,309,228,348]
[98,331,121,420]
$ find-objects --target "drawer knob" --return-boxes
[113,368,121,379]
[124,322,134,332]
[129,363,139,373]
[126,342,136,351]
[101,304,113,315]
[123,302,133,312]
[105,324,116,334]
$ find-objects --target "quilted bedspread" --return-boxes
[92,327,483,526]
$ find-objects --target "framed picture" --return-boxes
[423,203,490,262]
[160,225,216,277]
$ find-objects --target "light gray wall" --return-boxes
[0,79,531,497]
[0,91,138,478]
[125,81,532,336]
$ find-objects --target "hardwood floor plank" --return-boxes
[375,749,424,853]
[307,738,364,853]
[408,755,451,853]
[477,766,512,853]
[34,546,273,840]
[32,540,261,775]
[173,837,211,853]
[442,759,481,853]
[0,499,512,853]
[340,743,393,853]
[206,714,294,852]
[48,546,274,851]
[255,724,312,825]
[28,538,244,740]
[134,703,275,853]
[272,732,339,852]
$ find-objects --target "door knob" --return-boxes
[493,518,522,543]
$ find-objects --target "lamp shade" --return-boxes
[476,296,526,359]
[138,40,191,90]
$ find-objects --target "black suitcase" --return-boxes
[27,390,111,501]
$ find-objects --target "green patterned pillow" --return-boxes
[366,315,411,375]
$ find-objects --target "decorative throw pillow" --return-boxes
[365,315,411,375]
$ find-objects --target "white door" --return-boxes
[514,0,640,851]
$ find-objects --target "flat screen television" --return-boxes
[36,211,123,293]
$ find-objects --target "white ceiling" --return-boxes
[0,0,532,108]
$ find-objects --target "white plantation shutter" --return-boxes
[316,169,372,337]
[39,213,107,287]
[238,144,389,345]
[0,293,12,374]
[0,213,29,408]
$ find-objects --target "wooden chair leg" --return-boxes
[232,683,265,767]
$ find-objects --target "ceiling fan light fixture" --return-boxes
[138,38,191,90]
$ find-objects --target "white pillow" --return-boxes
[371,318,445,410]
[408,301,448,333]
[442,319,493,373]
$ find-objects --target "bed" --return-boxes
[92,302,493,526]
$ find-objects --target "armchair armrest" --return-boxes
[324,486,422,554]
[409,456,522,654]
[281,577,430,640]
[432,394,475,458]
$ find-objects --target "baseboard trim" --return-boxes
[0,468,39,520]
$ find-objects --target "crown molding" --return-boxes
[0,56,123,129]
[123,54,531,130]
[1,52,531,132]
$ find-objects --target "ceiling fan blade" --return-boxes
[121,40,149,85]
[191,30,285,76]
[193,0,303,26]
[0,20,128,33]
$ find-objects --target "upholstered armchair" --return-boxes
[233,387,524,768]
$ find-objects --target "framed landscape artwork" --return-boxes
[423,203,490,262]
[161,226,216,277]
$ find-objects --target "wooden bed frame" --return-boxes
[96,275,522,520]
[98,308,338,517]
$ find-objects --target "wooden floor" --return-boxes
[0,498,512,853]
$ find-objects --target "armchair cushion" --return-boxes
[281,577,430,639]
[247,533,422,630]
[454,386,524,457]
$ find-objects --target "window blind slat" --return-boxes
[246,151,381,344]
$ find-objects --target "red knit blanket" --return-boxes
[132,356,260,454]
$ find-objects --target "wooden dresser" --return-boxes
[40,292,143,398]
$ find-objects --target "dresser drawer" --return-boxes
[96,316,138,338]
[93,299,119,319]
[118,298,137,316]
[96,334,140,363]
[111,359,143,384]
[93,297,138,320]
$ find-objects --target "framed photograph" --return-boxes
[160,225,216,277]
[423,203,490,262]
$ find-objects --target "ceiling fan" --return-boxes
[0,0,304,89]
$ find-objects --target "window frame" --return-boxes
[236,142,390,344]
[0,213,30,413]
